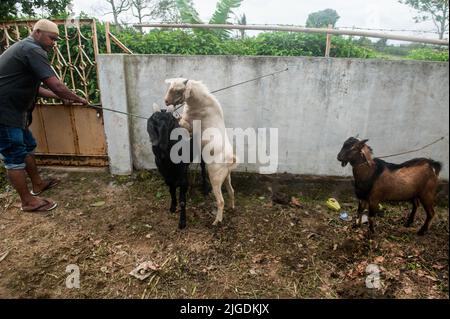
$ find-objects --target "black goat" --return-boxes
[147,109,207,229]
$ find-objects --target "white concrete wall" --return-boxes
[98,55,449,179]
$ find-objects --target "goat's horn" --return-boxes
[153,103,161,112]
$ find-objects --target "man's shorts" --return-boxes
[0,124,37,170]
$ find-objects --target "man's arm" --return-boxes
[42,76,88,105]
[38,87,59,99]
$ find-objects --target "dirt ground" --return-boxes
[0,167,448,299]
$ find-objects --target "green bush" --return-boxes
[112,28,375,59]
[406,48,449,62]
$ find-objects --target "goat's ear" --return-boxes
[354,139,369,150]
[183,80,192,100]
[361,147,373,166]
[147,119,159,146]
[153,103,161,113]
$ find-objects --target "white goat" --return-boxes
[164,78,237,226]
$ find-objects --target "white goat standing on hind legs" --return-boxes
[164,78,237,226]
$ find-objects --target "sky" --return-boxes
[70,0,445,40]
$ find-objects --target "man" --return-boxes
[0,19,88,212]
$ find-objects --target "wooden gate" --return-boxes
[0,19,108,166]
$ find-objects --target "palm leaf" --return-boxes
[209,0,243,24]
[209,0,243,38]
[175,0,203,24]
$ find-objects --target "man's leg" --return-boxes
[1,126,56,210]
[25,153,50,194]
[7,168,52,209]
[23,129,58,195]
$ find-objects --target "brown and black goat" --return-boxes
[337,137,442,235]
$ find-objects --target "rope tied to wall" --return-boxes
[377,136,445,159]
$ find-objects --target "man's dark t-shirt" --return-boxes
[0,36,55,128]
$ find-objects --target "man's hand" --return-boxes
[76,97,89,105]
[62,97,88,105]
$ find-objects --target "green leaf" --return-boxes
[90,201,106,207]
[176,0,203,24]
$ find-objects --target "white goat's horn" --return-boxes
[153,103,161,112]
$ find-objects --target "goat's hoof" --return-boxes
[352,223,361,229]
[170,206,177,213]
[178,222,186,230]
[212,219,222,226]
[209,210,217,217]
[404,221,413,228]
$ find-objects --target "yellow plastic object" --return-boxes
[326,198,341,211]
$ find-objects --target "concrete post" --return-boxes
[97,54,133,175]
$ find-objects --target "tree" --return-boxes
[306,8,340,28]
[150,0,181,22]
[103,0,131,26]
[0,0,72,20]
[175,0,244,38]
[375,38,388,51]
[355,36,374,47]
[131,0,150,25]
[131,0,180,33]
[399,0,449,39]
[131,0,180,25]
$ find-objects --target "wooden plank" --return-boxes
[325,24,332,57]
[35,154,108,167]
[73,107,107,155]
[105,22,111,54]
[35,105,77,154]
[29,107,48,153]
[110,32,133,54]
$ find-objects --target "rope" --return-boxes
[87,104,149,120]
[86,67,289,118]
[84,68,290,118]
[212,68,289,94]
[173,67,289,112]
[377,137,445,159]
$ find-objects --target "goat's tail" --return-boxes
[229,154,238,170]
[429,159,442,176]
